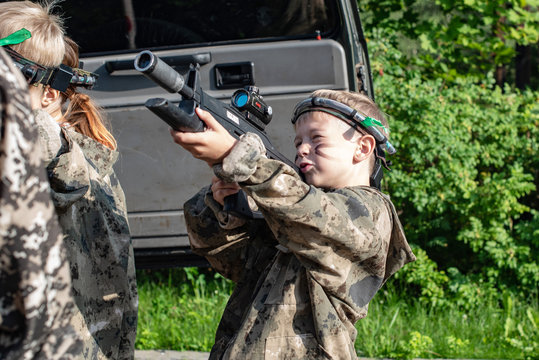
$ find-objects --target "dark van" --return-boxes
[12,0,374,267]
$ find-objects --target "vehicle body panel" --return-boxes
[2,0,374,267]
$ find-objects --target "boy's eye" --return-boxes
[312,134,324,143]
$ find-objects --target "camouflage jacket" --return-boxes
[0,48,82,359]
[184,133,415,360]
[34,110,138,360]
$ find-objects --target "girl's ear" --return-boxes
[40,86,61,108]
[353,134,376,163]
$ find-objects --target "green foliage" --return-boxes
[391,246,449,307]
[135,268,233,351]
[359,0,539,83]
[446,335,470,354]
[400,331,434,359]
[390,246,501,312]
[502,291,539,359]
[353,286,537,358]
[136,270,538,358]
[367,28,539,296]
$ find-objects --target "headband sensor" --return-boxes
[292,97,396,154]
[3,46,98,92]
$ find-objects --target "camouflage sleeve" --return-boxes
[0,48,82,359]
[184,186,256,281]
[217,133,408,311]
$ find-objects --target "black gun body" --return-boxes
[145,94,295,169]
[200,93,296,169]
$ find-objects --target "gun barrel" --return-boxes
[134,50,194,98]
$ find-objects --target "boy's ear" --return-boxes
[40,86,61,108]
[353,134,376,163]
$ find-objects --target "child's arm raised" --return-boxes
[212,132,413,315]
[183,184,275,283]
[170,107,237,167]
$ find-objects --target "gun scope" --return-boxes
[231,86,272,126]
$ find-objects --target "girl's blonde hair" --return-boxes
[61,37,117,150]
[0,1,65,66]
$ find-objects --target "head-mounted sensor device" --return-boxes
[0,29,98,92]
[291,96,396,190]
[4,46,98,92]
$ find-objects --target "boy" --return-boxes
[173,90,415,359]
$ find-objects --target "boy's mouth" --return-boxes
[299,162,313,173]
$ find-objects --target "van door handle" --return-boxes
[215,62,255,89]
[105,52,211,74]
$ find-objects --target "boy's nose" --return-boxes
[296,143,310,157]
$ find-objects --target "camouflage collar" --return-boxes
[67,130,119,175]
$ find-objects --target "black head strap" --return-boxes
[4,46,98,92]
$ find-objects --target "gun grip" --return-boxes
[223,191,264,219]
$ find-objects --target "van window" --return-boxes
[60,0,339,55]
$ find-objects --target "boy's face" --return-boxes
[294,111,361,189]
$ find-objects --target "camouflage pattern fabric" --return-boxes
[34,109,138,360]
[0,48,83,359]
[184,132,416,360]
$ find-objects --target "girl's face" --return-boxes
[294,111,360,189]
[28,84,44,110]
[27,84,63,120]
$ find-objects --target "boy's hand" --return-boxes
[211,176,240,206]
[170,107,237,167]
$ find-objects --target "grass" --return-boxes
[135,267,233,352]
[135,268,539,359]
[355,288,538,359]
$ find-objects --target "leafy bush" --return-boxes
[391,246,449,307]
[366,29,539,300]
[359,0,539,84]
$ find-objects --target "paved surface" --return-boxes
[135,350,482,360]
[134,351,386,360]
[135,350,210,360]
[134,351,412,360]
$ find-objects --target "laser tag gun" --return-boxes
[134,50,297,219]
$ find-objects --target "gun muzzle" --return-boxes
[134,50,193,98]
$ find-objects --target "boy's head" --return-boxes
[0,0,65,109]
[292,90,391,190]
